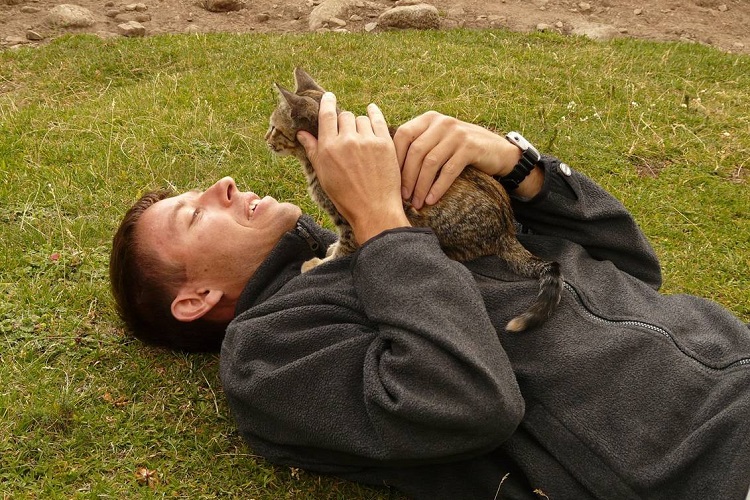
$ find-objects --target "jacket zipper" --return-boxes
[295,222,320,253]
[563,282,750,370]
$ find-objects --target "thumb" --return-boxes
[297,130,317,157]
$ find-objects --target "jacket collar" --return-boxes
[234,215,335,315]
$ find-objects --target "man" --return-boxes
[110,93,750,499]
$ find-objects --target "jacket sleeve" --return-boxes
[220,229,524,469]
[511,156,663,289]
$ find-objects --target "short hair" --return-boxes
[109,189,226,352]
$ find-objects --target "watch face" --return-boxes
[507,132,532,151]
[507,132,540,161]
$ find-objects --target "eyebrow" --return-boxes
[169,190,201,232]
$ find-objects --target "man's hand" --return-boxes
[297,92,411,244]
[393,112,543,208]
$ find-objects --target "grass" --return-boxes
[0,29,748,497]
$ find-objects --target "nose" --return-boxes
[202,176,236,207]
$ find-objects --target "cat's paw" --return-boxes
[301,257,324,273]
[325,241,340,257]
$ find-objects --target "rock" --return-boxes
[256,13,270,22]
[633,8,642,15]
[105,9,120,18]
[572,21,620,41]
[26,29,44,40]
[536,23,551,32]
[349,14,363,21]
[329,16,346,27]
[117,20,145,36]
[45,4,97,28]
[364,21,377,31]
[124,3,147,11]
[20,6,42,13]
[5,35,28,44]
[718,4,727,12]
[378,4,440,30]
[201,0,244,12]
[309,0,359,31]
[135,13,151,22]
[394,0,421,5]
[555,21,564,28]
[578,2,591,12]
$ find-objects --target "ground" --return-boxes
[1,0,748,54]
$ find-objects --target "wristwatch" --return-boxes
[497,132,541,192]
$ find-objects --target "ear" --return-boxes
[171,288,224,323]
[275,83,304,107]
[293,67,325,93]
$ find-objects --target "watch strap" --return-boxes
[496,133,541,191]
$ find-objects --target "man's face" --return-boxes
[138,176,302,306]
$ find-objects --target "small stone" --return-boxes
[256,13,270,22]
[349,14,363,21]
[578,2,591,12]
[619,27,628,33]
[26,29,44,40]
[20,5,41,13]
[364,21,377,31]
[539,6,546,10]
[718,4,727,12]
[117,20,146,36]
[186,12,193,21]
[536,23,551,31]
[555,21,564,28]
[135,13,151,22]
[104,1,114,6]
[329,17,346,27]
[201,0,243,12]
[5,35,28,45]
[732,42,745,49]
[634,8,642,15]
[105,9,120,17]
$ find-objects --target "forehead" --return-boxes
[137,190,199,257]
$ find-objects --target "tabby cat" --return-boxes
[265,67,562,332]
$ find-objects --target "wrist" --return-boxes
[495,132,542,194]
[493,138,524,177]
[351,206,411,244]
[513,165,545,199]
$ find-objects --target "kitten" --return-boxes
[265,67,562,332]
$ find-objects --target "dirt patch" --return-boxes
[1,0,748,54]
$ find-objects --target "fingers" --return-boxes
[297,130,317,158]
[367,103,390,137]
[317,92,339,139]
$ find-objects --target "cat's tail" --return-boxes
[505,261,562,332]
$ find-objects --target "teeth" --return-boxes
[249,199,261,214]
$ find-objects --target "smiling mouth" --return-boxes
[249,198,261,217]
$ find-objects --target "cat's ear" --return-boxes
[275,83,305,108]
[293,67,325,93]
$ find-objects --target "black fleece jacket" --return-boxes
[220,156,750,500]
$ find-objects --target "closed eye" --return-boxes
[191,207,202,225]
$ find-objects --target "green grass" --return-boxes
[1,30,748,497]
